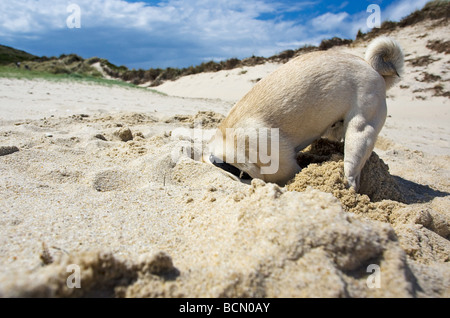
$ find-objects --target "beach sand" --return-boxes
[0,19,449,297]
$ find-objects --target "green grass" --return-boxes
[0,65,167,95]
[0,45,38,65]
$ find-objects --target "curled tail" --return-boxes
[365,37,404,90]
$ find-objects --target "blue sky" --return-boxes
[0,0,429,69]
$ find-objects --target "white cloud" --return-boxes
[0,0,432,68]
[0,1,283,38]
[311,12,349,31]
[0,1,67,34]
[307,0,431,44]
[383,0,430,21]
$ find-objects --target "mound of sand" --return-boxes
[288,139,405,220]
[0,112,448,297]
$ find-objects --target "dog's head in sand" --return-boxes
[205,37,404,191]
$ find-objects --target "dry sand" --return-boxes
[0,19,449,297]
[153,63,282,102]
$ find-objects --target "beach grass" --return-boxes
[0,65,166,95]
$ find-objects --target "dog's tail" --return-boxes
[365,37,404,90]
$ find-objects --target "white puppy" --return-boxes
[206,37,404,190]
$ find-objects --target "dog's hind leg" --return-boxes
[343,103,386,190]
[343,120,376,190]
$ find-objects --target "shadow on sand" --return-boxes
[393,175,449,204]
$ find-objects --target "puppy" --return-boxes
[206,37,404,190]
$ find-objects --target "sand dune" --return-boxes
[0,19,449,297]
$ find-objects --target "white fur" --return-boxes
[365,36,404,90]
[207,37,404,190]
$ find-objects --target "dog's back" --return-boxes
[220,51,382,149]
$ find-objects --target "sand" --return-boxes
[0,19,449,297]
[152,63,282,102]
